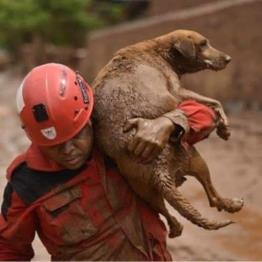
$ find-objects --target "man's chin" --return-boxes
[60,158,85,170]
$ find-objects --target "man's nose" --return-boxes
[62,140,75,155]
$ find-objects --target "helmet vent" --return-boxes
[32,104,49,122]
[76,74,89,104]
[74,96,78,100]
[59,69,68,97]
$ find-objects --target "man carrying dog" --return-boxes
[0,63,216,260]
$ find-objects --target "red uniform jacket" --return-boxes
[0,145,171,261]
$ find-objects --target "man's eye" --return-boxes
[74,128,86,140]
[74,132,82,140]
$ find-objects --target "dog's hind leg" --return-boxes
[187,146,244,213]
[152,165,233,230]
[115,154,183,238]
[149,193,183,238]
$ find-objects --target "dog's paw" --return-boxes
[216,198,244,213]
[214,106,229,126]
[216,122,231,140]
[169,224,183,238]
[168,217,183,238]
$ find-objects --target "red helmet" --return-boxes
[16,63,94,146]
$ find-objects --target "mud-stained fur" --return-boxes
[92,30,243,237]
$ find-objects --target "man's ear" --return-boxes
[174,38,196,59]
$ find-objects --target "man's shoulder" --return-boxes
[10,162,82,205]
[6,152,27,180]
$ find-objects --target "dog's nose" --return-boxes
[225,55,231,63]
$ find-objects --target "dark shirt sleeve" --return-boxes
[0,182,35,261]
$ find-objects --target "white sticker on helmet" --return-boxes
[16,80,25,113]
[41,127,57,140]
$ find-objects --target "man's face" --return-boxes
[40,122,93,170]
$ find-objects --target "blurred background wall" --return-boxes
[81,0,262,112]
[1,0,261,111]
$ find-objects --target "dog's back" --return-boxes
[93,47,179,158]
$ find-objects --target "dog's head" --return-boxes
[160,30,231,74]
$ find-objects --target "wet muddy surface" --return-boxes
[0,70,261,260]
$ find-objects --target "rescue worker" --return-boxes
[0,63,173,261]
[0,63,218,261]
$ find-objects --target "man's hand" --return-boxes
[123,116,175,163]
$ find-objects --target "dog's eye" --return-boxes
[199,40,207,49]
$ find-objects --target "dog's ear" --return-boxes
[174,38,196,59]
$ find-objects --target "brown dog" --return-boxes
[92,30,244,238]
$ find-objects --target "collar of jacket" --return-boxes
[6,143,95,180]
[25,143,64,172]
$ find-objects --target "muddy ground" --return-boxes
[0,70,261,260]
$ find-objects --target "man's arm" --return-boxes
[123,109,189,162]
[0,183,36,261]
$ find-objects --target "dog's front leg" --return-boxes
[179,88,230,140]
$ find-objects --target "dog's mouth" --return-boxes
[204,59,228,71]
